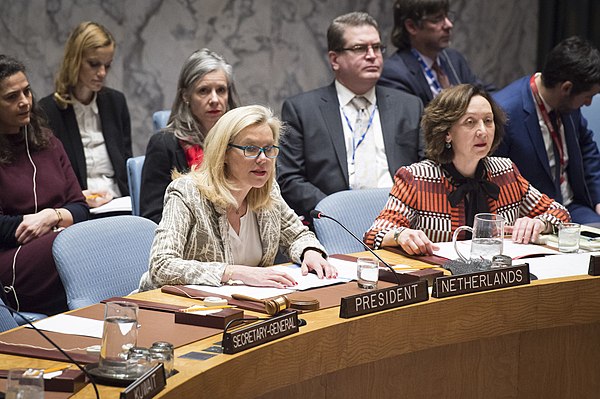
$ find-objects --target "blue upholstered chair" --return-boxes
[312,188,390,255]
[52,216,157,310]
[0,297,18,332]
[581,95,600,150]
[152,110,171,132]
[126,156,146,216]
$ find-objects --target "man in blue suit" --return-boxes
[277,12,423,222]
[379,0,495,106]
[494,36,600,224]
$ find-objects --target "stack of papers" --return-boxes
[433,239,559,260]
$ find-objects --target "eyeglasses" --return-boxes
[422,11,456,25]
[336,43,387,55]
[228,144,280,159]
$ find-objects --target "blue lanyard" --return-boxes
[411,48,443,93]
[342,104,377,164]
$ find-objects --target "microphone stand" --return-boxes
[311,210,401,285]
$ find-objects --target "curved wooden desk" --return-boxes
[2,250,599,398]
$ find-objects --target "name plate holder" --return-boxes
[339,280,429,319]
[222,310,300,354]
[432,263,530,299]
[120,364,166,399]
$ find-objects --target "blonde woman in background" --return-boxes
[40,21,132,208]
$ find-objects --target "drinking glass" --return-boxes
[357,257,379,289]
[6,368,44,399]
[558,222,580,253]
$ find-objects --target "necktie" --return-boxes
[548,110,564,184]
[432,61,450,89]
[349,96,376,189]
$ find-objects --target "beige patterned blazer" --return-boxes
[139,176,326,291]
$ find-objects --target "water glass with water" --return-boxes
[357,257,379,289]
[99,301,139,377]
[6,368,44,399]
[558,222,580,253]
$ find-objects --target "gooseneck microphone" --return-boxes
[0,303,100,399]
[310,210,401,285]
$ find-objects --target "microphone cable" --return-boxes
[0,302,100,399]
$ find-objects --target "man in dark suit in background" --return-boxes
[379,0,494,106]
[277,11,423,222]
[494,36,600,224]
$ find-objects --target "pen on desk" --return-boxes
[180,305,234,313]
[43,364,71,374]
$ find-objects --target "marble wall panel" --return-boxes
[0,0,537,155]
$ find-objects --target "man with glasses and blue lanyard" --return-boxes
[380,0,495,106]
[277,11,423,224]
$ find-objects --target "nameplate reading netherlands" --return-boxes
[222,310,300,354]
[432,263,530,298]
[339,280,429,318]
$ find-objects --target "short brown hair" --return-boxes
[421,84,506,164]
[327,12,380,52]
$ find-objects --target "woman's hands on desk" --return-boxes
[507,217,546,244]
[383,228,439,256]
[301,249,337,279]
[224,265,298,288]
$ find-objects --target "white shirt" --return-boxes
[229,209,263,266]
[335,80,393,189]
[530,73,574,205]
[73,95,121,197]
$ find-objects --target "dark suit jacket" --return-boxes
[139,131,188,223]
[493,76,600,208]
[379,48,495,106]
[277,83,423,220]
[38,87,132,195]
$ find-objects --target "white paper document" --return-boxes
[185,284,294,300]
[525,252,599,280]
[434,239,559,260]
[90,196,132,215]
[27,314,103,338]
[272,264,352,290]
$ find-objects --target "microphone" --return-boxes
[0,304,100,399]
[310,209,401,285]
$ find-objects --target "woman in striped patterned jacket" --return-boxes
[365,84,570,255]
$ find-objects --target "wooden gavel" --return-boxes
[231,294,289,315]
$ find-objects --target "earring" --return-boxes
[445,141,452,149]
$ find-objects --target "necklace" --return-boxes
[233,199,246,215]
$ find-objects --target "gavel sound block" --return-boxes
[231,294,319,315]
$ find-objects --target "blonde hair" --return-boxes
[190,105,281,210]
[53,21,115,109]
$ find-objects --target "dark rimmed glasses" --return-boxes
[336,43,386,56]
[228,144,280,159]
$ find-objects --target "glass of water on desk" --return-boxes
[558,222,580,253]
[357,257,379,289]
[6,368,44,399]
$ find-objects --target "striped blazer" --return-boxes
[139,176,325,290]
[364,157,570,249]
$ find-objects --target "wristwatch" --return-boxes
[393,227,406,245]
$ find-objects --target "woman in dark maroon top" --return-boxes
[0,55,89,315]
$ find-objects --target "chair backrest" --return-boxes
[313,188,390,255]
[581,95,600,150]
[126,156,146,216]
[152,110,171,132]
[0,298,18,333]
[52,216,157,310]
